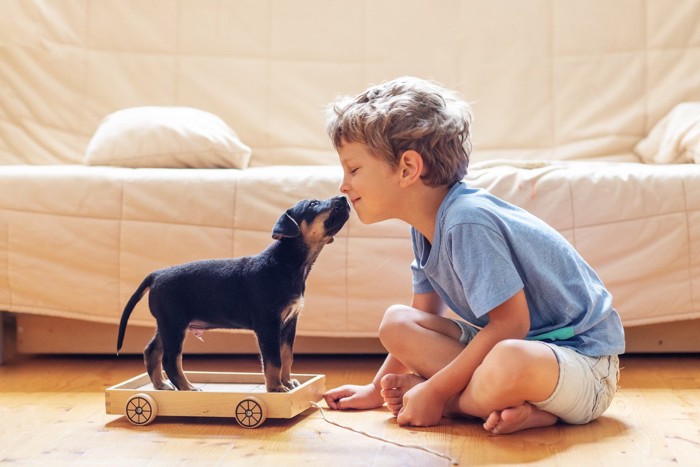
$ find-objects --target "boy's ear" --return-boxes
[398,150,424,187]
[272,211,300,239]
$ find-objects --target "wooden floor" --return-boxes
[1,329,699,466]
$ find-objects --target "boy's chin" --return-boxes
[355,211,387,225]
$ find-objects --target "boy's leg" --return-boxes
[457,339,560,433]
[378,305,560,433]
[461,342,620,434]
[377,304,467,413]
[378,304,466,378]
[378,304,472,414]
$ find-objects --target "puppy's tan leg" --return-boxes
[161,334,200,391]
[280,317,300,390]
[256,327,287,392]
[263,361,287,392]
[281,342,300,390]
[173,354,199,391]
[144,331,175,390]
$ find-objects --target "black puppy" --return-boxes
[117,196,350,392]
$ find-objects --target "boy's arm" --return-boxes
[410,290,446,315]
[396,289,530,426]
[323,292,445,410]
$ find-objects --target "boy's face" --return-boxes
[337,141,401,224]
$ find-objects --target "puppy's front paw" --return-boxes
[266,383,290,393]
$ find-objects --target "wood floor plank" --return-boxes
[1,349,699,466]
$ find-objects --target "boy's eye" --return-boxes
[350,167,359,175]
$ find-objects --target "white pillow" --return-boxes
[635,102,700,164]
[84,106,252,169]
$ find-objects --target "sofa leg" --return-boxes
[0,311,10,365]
[0,312,17,365]
[0,311,4,365]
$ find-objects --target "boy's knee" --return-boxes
[476,340,530,389]
[378,304,414,349]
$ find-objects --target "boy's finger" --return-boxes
[396,407,410,425]
[323,390,349,409]
[324,387,350,399]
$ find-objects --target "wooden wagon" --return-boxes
[105,372,325,428]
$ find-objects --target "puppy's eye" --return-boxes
[308,200,320,207]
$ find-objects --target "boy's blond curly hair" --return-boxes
[326,76,472,186]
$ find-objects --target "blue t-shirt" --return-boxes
[411,182,625,356]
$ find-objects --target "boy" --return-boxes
[322,76,624,434]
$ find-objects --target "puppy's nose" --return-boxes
[332,196,350,210]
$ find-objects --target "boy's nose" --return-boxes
[339,177,350,194]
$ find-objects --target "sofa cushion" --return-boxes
[84,107,252,169]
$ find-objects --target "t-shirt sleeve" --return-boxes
[445,222,524,317]
[411,259,434,293]
[410,227,434,294]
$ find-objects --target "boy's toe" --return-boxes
[380,373,401,389]
[483,410,502,433]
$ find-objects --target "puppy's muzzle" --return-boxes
[325,196,351,238]
[332,196,350,214]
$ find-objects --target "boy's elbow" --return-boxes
[515,321,530,339]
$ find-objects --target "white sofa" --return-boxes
[1,1,699,357]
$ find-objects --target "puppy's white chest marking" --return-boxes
[281,296,304,324]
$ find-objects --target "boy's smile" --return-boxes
[337,142,401,224]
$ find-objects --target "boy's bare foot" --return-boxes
[483,402,558,434]
[379,373,426,415]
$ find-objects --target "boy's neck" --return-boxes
[398,183,451,244]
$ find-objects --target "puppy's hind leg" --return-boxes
[144,331,175,390]
[161,326,200,391]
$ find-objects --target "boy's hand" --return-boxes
[396,380,446,427]
[323,383,384,410]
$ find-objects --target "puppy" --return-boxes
[117,196,350,392]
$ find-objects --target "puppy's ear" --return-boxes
[272,212,300,240]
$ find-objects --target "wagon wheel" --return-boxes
[235,397,267,428]
[125,393,158,426]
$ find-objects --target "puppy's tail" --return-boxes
[117,273,154,355]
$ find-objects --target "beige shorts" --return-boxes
[453,319,620,424]
[533,344,619,424]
